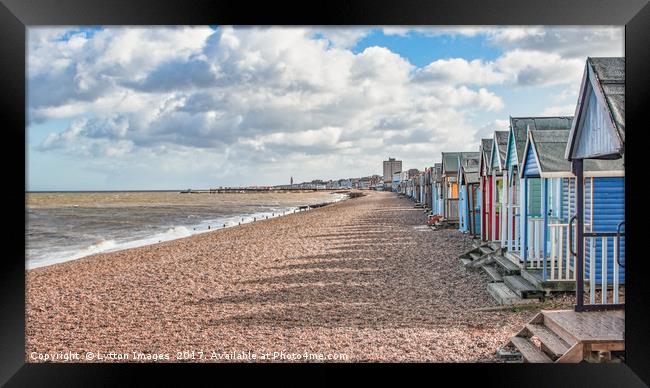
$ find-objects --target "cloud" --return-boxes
[487,26,623,59]
[415,58,505,85]
[494,49,586,87]
[474,119,510,142]
[540,104,577,116]
[381,27,410,37]
[28,26,622,187]
[311,27,371,49]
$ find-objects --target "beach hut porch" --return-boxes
[510,177,579,286]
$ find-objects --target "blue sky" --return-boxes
[27,26,623,191]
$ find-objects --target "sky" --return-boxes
[26,26,624,191]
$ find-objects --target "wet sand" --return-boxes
[26,190,571,362]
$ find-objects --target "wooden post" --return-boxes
[492,171,496,241]
[480,177,485,240]
[522,177,528,261]
[507,171,513,251]
[574,159,584,311]
[502,171,508,247]
[542,178,548,281]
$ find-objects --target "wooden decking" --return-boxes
[508,309,624,363]
[543,309,624,344]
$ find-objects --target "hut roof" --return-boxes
[493,131,509,167]
[527,129,624,175]
[433,163,443,182]
[464,172,480,184]
[589,57,625,142]
[442,152,462,175]
[510,116,573,165]
[480,138,493,173]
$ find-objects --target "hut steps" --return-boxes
[504,312,582,363]
[458,243,495,268]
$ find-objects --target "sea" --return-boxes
[25,190,348,269]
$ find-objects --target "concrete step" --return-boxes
[487,282,535,306]
[489,242,502,252]
[460,258,473,267]
[504,275,544,299]
[481,265,503,282]
[510,337,553,363]
[493,255,521,276]
[525,323,570,360]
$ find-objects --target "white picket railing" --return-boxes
[506,204,521,253]
[548,223,576,281]
[585,234,624,305]
[526,217,544,269]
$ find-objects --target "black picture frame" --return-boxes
[2,0,649,385]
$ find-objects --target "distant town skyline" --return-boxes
[27,26,623,191]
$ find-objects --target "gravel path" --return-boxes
[26,190,570,362]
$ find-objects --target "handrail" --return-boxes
[568,215,577,257]
[616,221,625,268]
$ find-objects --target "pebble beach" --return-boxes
[26,190,572,362]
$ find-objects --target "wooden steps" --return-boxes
[458,243,495,268]
[503,251,523,265]
[525,323,570,359]
[487,283,536,306]
[503,275,544,299]
[520,268,577,292]
[493,254,520,276]
[510,337,553,363]
[479,245,494,255]
[502,310,624,363]
[481,265,502,282]
[489,242,502,252]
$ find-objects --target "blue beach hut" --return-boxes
[565,57,625,310]
[431,163,443,216]
[519,126,623,290]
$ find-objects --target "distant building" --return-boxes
[383,157,402,184]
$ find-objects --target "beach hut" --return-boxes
[458,164,468,232]
[431,163,443,215]
[503,116,574,256]
[459,155,481,235]
[441,152,461,220]
[519,128,623,290]
[489,131,509,243]
[479,138,494,241]
[424,168,433,209]
[565,57,625,310]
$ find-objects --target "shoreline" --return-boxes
[27,191,353,270]
[26,191,561,362]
